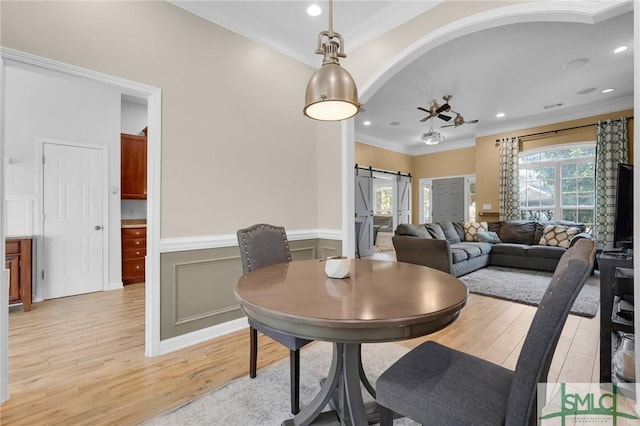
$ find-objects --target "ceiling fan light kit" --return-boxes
[304,0,360,121]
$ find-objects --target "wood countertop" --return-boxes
[121,219,146,228]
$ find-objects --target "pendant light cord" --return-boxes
[328,0,333,37]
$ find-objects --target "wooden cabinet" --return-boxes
[121,133,147,199]
[5,238,32,311]
[122,227,146,284]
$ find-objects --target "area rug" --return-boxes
[143,341,418,426]
[458,266,600,318]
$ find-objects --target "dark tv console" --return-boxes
[599,252,634,384]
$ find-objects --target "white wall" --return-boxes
[5,64,123,295]
[121,99,147,136]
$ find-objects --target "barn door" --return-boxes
[394,174,412,228]
[354,169,373,257]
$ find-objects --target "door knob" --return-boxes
[95,225,102,230]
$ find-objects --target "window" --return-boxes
[467,178,476,222]
[422,182,431,223]
[373,182,393,215]
[519,144,595,232]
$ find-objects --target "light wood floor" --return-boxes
[1,281,600,425]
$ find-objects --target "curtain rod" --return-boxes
[495,115,633,145]
[355,164,411,178]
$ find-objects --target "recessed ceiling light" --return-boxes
[363,121,371,126]
[576,88,596,95]
[389,121,401,126]
[614,46,628,54]
[306,5,322,16]
[496,112,505,118]
[563,58,589,69]
[602,88,615,94]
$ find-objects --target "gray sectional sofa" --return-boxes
[392,220,592,277]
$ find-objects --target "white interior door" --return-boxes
[394,174,412,228]
[43,142,104,299]
[355,169,374,257]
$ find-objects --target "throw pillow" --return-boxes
[426,223,446,240]
[539,225,580,248]
[463,221,488,242]
[474,231,502,244]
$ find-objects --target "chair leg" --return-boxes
[378,404,394,425]
[290,349,300,415]
[249,327,258,379]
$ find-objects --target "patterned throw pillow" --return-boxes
[539,225,580,248]
[463,221,488,242]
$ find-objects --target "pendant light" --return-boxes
[304,0,360,121]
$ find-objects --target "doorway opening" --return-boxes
[1,47,162,402]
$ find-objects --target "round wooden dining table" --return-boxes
[235,258,468,425]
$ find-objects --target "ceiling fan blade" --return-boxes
[441,124,455,128]
[466,119,479,124]
[420,116,429,122]
[417,107,429,112]
[438,114,452,121]
[436,103,450,113]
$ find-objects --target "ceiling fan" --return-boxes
[441,111,479,128]
[417,95,452,122]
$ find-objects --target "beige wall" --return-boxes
[355,142,413,173]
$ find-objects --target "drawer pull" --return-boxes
[136,266,140,269]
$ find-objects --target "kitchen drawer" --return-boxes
[122,238,146,250]
[123,247,146,260]
[122,227,146,239]
[123,258,145,282]
[6,241,20,254]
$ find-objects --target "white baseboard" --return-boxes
[105,281,124,291]
[158,317,249,355]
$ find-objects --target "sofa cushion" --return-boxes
[426,223,446,240]
[451,248,469,264]
[539,225,580,248]
[463,221,488,242]
[534,221,586,243]
[490,243,529,257]
[439,221,462,244]
[396,223,432,238]
[487,221,502,234]
[456,241,493,255]
[526,245,566,260]
[453,222,466,241]
[498,221,537,245]
[475,231,502,244]
[451,243,483,259]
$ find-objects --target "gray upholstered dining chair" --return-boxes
[376,238,596,426]
[236,223,312,415]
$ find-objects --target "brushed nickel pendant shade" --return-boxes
[304,0,360,121]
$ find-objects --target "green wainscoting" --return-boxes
[159,238,342,340]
